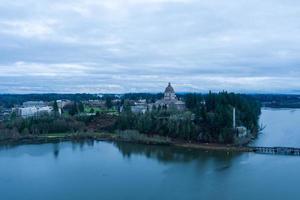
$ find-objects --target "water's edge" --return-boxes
[0,133,253,153]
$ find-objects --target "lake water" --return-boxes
[1,109,300,200]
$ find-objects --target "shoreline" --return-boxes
[0,133,254,153]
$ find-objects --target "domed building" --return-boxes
[155,83,185,110]
[164,82,176,101]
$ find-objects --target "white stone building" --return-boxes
[15,106,53,118]
[154,83,185,110]
[15,101,54,118]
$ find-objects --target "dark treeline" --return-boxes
[0,113,117,140]
[0,92,261,144]
[117,92,261,144]
[0,94,100,108]
[251,94,300,108]
[114,141,235,163]
[2,93,296,108]
[122,93,164,102]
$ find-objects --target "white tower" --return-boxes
[233,107,236,129]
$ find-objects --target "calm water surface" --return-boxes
[1,109,300,200]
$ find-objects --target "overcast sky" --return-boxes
[0,0,300,94]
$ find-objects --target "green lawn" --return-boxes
[41,132,115,139]
[84,106,119,115]
[39,133,72,138]
[84,106,103,113]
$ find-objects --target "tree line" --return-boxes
[116,92,261,144]
[0,92,261,144]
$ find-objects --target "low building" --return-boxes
[56,100,72,109]
[55,100,72,115]
[83,100,106,109]
[131,105,148,114]
[23,101,47,107]
[0,108,11,121]
[15,106,53,118]
[236,126,248,138]
[131,100,149,114]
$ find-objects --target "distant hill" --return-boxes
[251,94,300,108]
[1,93,300,109]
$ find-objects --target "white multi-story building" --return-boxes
[131,100,149,114]
[15,101,54,118]
[16,106,53,118]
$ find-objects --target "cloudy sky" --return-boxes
[0,0,300,94]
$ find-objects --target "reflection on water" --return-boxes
[2,139,300,200]
[52,143,60,158]
[0,139,98,159]
[1,109,300,200]
[113,141,239,169]
[56,140,96,158]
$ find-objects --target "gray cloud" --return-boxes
[0,0,300,93]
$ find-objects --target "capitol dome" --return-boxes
[154,82,185,111]
[164,82,175,93]
[164,82,176,101]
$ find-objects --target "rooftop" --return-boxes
[165,82,175,93]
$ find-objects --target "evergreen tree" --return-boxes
[105,97,113,109]
[53,100,59,115]
[78,101,84,113]
[69,102,78,116]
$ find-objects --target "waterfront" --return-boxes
[1,109,300,200]
[253,108,300,147]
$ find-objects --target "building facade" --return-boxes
[15,106,53,118]
[154,82,185,110]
